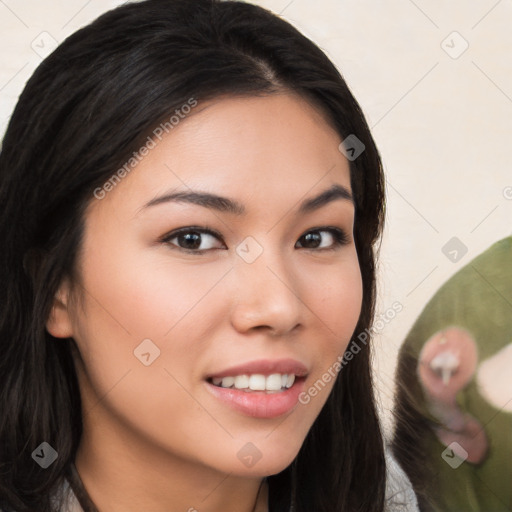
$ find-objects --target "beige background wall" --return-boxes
[1,0,511,436]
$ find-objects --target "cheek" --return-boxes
[309,252,363,353]
[296,252,363,410]
[77,230,231,342]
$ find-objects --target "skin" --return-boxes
[46,92,363,512]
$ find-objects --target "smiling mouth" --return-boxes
[207,373,304,393]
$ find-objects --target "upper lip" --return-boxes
[206,358,309,379]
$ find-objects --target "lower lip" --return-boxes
[205,378,306,419]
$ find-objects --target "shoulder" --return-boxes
[384,444,420,512]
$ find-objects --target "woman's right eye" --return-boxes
[161,227,226,253]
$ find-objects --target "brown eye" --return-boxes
[161,227,226,252]
[296,228,349,250]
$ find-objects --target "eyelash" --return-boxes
[160,225,350,254]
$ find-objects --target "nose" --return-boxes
[229,246,303,337]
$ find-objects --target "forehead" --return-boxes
[88,92,352,219]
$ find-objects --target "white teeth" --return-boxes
[234,375,250,389]
[249,374,266,391]
[220,376,235,388]
[211,373,297,391]
[266,374,283,391]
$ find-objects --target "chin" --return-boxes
[221,436,305,477]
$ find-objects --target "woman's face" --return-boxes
[49,92,362,478]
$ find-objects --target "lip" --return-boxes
[206,358,309,379]
[205,358,309,419]
[205,377,306,419]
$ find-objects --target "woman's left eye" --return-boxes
[295,227,350,250]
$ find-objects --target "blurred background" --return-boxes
[1,0,511,438]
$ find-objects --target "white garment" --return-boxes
[384,447,420,512]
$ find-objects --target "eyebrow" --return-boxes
[141,183,354,216]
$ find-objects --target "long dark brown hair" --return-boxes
[0,1,386,510]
